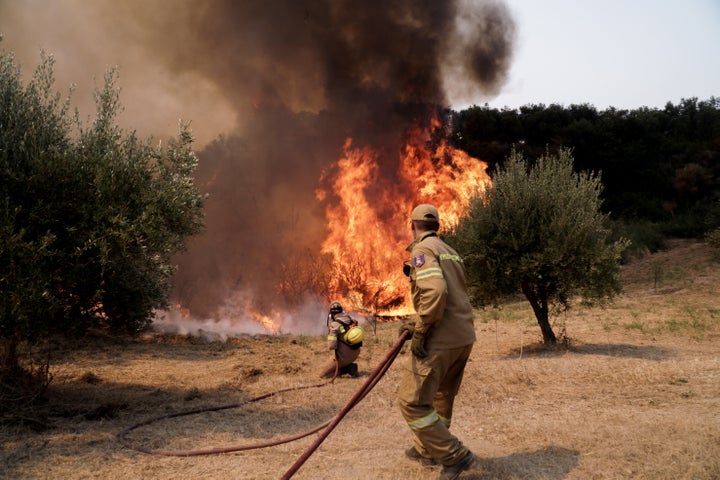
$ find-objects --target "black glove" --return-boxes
[399,318,415,341]
[410,330,428,358]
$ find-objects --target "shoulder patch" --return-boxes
[413,253,425,268]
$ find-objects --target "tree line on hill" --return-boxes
[450,98,720,247]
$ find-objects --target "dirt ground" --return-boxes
[1,239,719,479]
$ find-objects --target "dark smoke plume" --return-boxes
[0,0,516,329]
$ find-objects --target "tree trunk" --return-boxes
[521,281,557,344]
[1,336,21,374]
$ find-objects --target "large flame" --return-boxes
[162,115,490,335]
[315,114,491,316]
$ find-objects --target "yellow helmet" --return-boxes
[344,326,364,345]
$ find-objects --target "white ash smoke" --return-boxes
[152,295,329,340]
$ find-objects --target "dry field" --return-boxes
[2,239,719,479]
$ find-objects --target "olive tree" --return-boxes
[450,148,630,344]
[0,49,204,374]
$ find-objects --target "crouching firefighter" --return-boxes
[319,301,364,378]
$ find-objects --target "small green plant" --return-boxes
[475,308,494,324]
[661,307,710,339]
[624,321,645,332]
[629,310,642,322]
[704,227,720,247]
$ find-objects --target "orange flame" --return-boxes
[250,311,283,334]
[165,115,490,334]
[316,115,491,315]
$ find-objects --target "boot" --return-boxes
[340,363,359,377]
[405,447,439,467]
[439,450,478,480]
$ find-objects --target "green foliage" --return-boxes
[609,219,665,260]
[706,228,720,258]
[451,98,720,237]
[0,49,204,361]
[449,148,630,343]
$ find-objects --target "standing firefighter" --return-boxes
[319,301,364,378]
[398,204,479,480]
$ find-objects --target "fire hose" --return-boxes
[117,330,409,479]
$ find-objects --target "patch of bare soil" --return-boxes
[1,239,719,479]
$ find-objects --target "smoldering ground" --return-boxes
[0,0,516,330]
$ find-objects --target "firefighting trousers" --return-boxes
[398,343,474,466]
[319,343,360,379]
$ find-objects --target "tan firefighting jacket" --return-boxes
[406,230,475,349]
[326,313,360,350]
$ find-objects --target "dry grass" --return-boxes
[2,239,719,479]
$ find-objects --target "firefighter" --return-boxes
[319,301,364,378]
[398,204,479,480]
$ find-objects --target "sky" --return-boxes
[470,0,720,111]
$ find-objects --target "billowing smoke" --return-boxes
[0,0,515,332]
